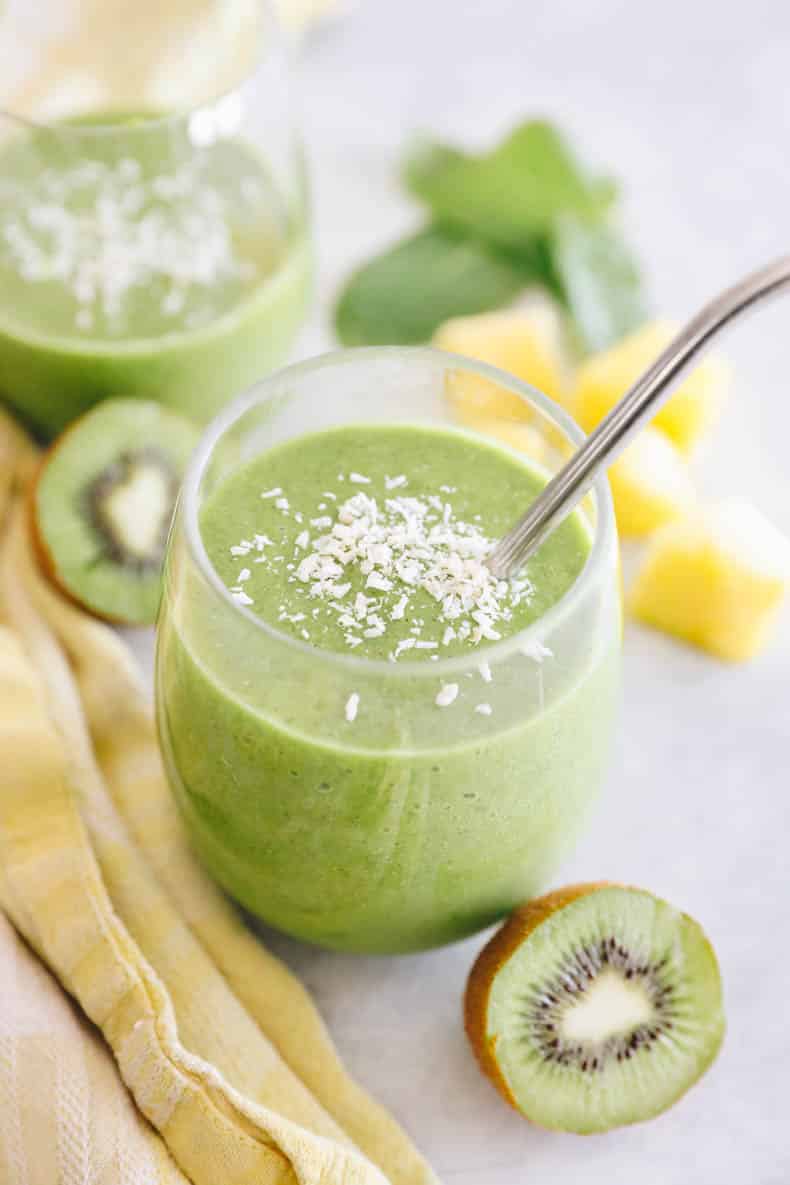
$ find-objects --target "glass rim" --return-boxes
[0,2,281,133]
[180,345,617,679]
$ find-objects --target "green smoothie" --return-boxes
[0,113,310,435]
[203,425,589,658]
[157,423,620,952]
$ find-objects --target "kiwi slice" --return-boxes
[32,399,198,625]
[465,883,725,1134]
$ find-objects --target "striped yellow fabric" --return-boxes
[0,909,190,1185]
[0,411,436,1185]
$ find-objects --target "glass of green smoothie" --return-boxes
[156,348,622,953]
[0,0,311,436]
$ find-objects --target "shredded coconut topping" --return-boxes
[0,153,262,333]
[344,692,360,723]
[225,482,535,663]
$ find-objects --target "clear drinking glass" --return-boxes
[0,0,311,435]
[156,348,622,954]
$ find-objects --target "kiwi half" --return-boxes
[465,883,725,1134]
[32,399,198,625]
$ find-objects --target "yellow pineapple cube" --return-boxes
[609,426,695,537]
[575,321,730,454]
[468,416,549,465]
[435,301,572,425]
[629,498,790,661]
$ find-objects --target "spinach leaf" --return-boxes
[335,225,536,346]
[333,120,646,354]
[550,214,645,353]
[404,121,616,253]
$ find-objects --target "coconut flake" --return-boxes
[366,571,392,592]
[344,692,360,722]
[435,682,459,708]
[520,640,553,662]
[390,595,408,621]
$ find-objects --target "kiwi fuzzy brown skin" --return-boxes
[464,883,606,1120]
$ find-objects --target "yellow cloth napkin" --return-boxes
[0,414,436,1185]
[0,908,189,1185]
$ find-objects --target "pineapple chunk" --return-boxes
[575,321,730,454]
[435,302,572,425]
[469,416,548,465]
[609,427,695,537]
[629,498,790,661]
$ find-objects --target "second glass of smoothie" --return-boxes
[0,0,310,435]
[156,348,621,953]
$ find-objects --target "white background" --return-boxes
[271,4,790,1183]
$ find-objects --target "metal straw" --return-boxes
[487,256,790,580]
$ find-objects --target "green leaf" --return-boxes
[334,225,537,346]
[403,121,616,253]
[550,215,646,354]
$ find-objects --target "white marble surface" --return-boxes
[149,3,789,1183]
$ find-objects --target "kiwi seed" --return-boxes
[85,446,179,573]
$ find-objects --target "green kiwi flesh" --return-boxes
[33,399,198,625]
[466,884,725,1133]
